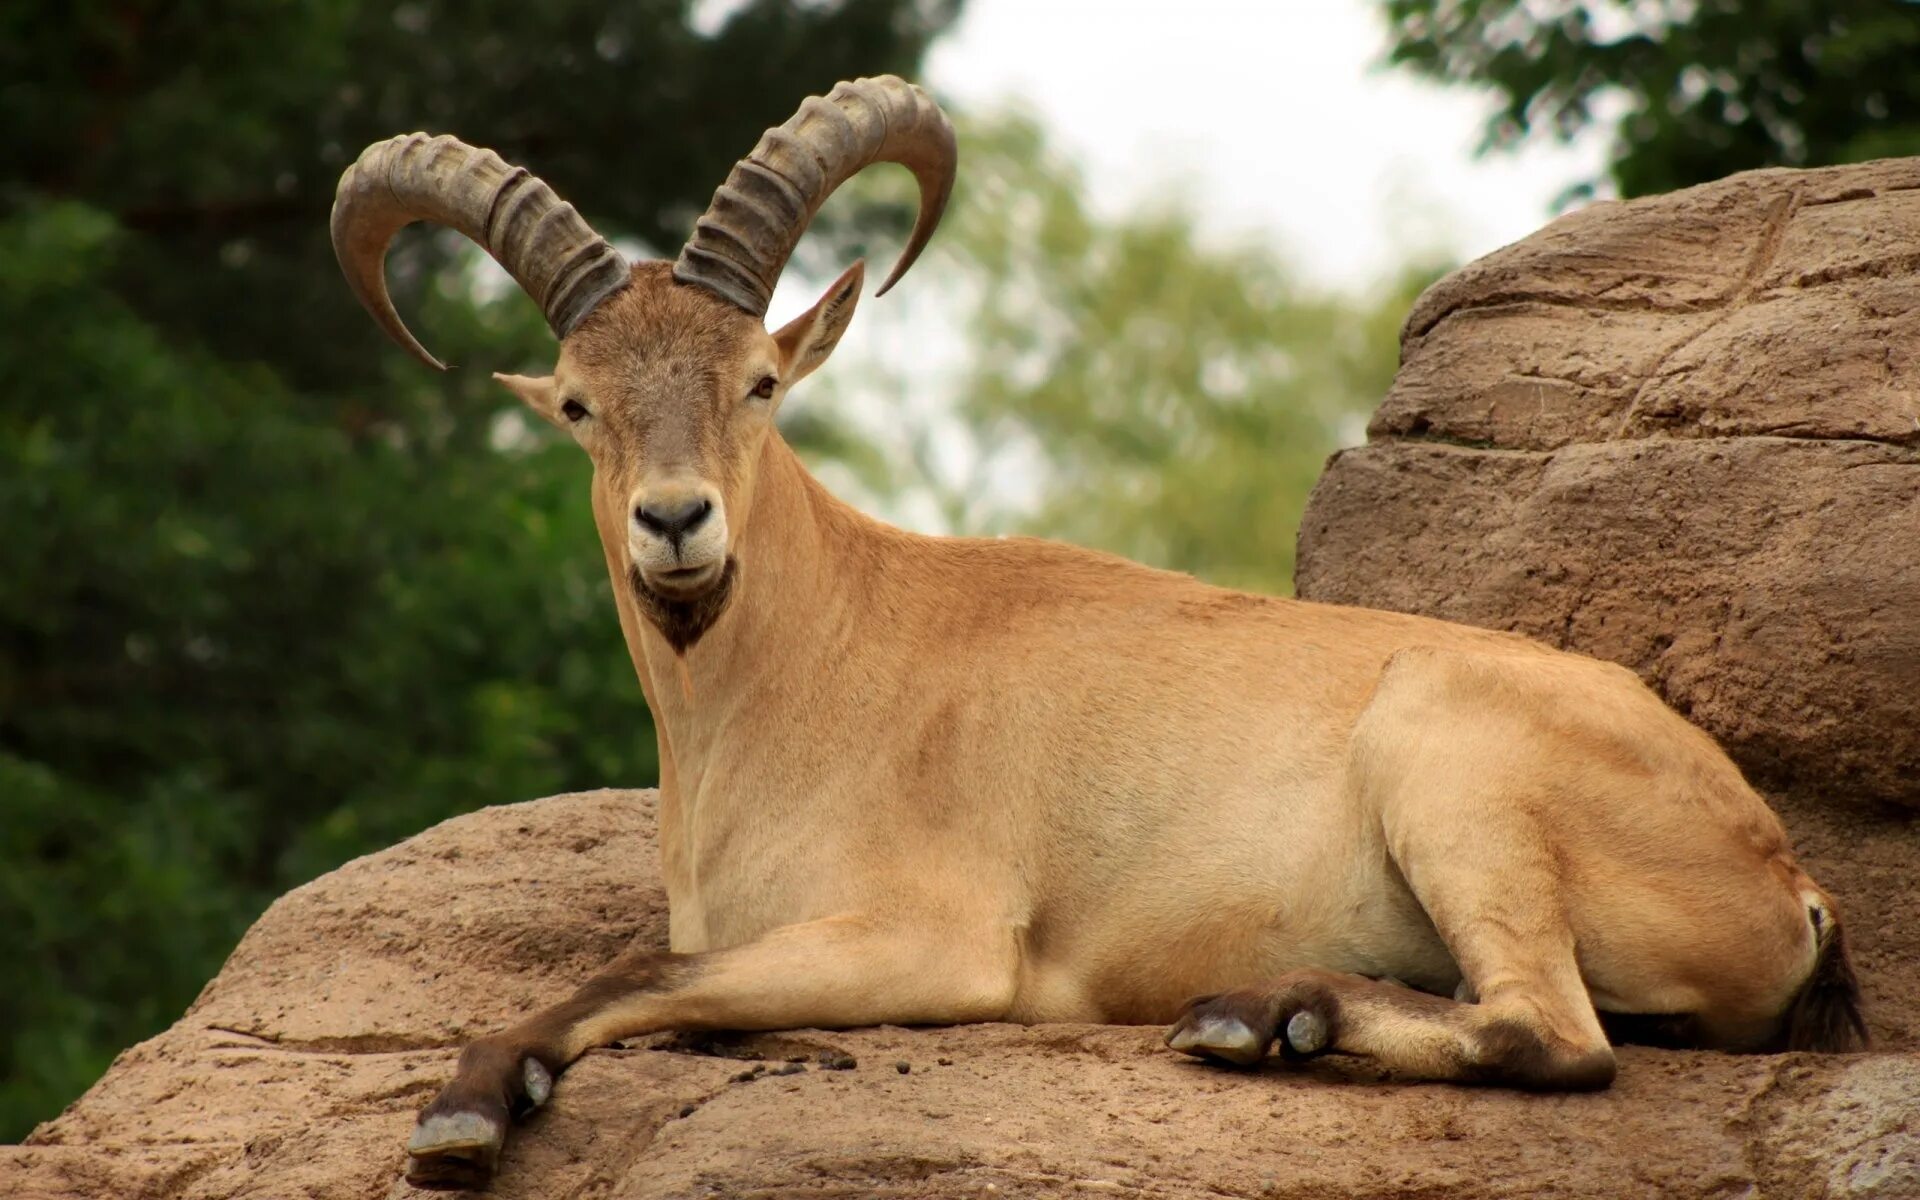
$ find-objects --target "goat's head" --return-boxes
[330,77,954,648]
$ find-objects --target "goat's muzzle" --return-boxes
[627,484,728,600]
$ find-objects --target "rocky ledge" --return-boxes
[8,791,1916,1199]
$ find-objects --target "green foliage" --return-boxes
[1380,0,1920,199]
[823,115,1440,592]
[0,0,958,1141]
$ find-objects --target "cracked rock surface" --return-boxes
[8,790,1918,1199]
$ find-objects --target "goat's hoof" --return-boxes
[1284,1010,1329,1056]
[406,1111,504,1190]
[521,1057,553,1108]
[1166,1011,1270,1067]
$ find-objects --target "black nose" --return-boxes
[634,497,712,541]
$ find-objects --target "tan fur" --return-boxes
[402,261,1846,1186]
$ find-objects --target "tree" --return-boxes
[813,114,1440,592]
[0,0,961,1140]
[1379,0,1920,200]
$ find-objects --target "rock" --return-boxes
[8,791,1917,1199]
[1299,157,1920,809]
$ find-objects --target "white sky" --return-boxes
[916,0,1610,289]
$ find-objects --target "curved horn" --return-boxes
[673,75,956,317]
[331,134,630,370]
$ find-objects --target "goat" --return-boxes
[330,76,1867,1191]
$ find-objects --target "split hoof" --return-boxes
[406,1110,504,1191]
[521,1058,553,1109]
[1284,1010,1329,1056]
[1167,975,1345,1071]
[1166,1012,1271,1067]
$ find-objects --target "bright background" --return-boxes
[917,0,1606,288]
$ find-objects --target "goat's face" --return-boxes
[331,81,951,652]
[495,260,864,618]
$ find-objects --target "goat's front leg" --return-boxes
[404,913,1014,1189]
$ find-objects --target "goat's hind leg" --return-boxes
[1169,653,1616,1090]
[1164,844,1617,1089]
[1165,839,1618,1088]
[1166,952,1615,1090]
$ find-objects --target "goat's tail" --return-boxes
[1782,903,1869,1052]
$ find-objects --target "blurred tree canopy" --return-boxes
[1381,0,1920,199]
[818,114,1437,592]
[0,0,959,1141]
[945,119,1433,591]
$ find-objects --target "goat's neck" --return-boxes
[626,435,878,790]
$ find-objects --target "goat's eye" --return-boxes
[561,399,589,423]
[751,375,777,400]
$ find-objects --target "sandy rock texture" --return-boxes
[1297,158,1920,811]
[8,791,1917,1200]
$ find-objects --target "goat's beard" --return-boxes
[628,558,737,656]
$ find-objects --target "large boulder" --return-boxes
[7,791,1918,1199]
[1297,158,1920,811]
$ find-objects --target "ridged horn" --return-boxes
[673,75,956,317]
[331,133,630,370]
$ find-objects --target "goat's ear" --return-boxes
[492,372,563,427]
[773,260,865,387]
